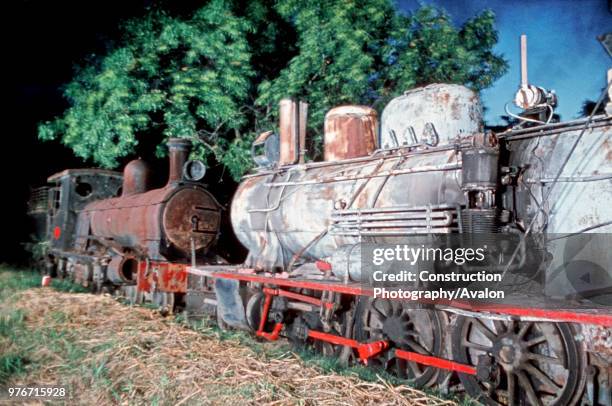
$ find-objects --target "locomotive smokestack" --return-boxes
[167,138,192,184]
[278,99,308,165]
[298,102,308,164]
[279,99,298,166]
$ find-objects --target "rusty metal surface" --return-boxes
[231,146,464,271]
[324,105,378,161]
[279,99,298,166]
[278,99,308,166]
[380,84,483,148]
[233,85,612,304]
[137,260,188,293]
[506,120,611,234]
[504,118,612,303]
[121,159,151,196]
[582,323,612,360]
[163,187,220,253]
[106,255,138,284]
[78,137,221,260]
[48,170,124,253]
[85,184,220,259]
[68,261,92,287]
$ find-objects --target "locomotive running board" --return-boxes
[188,266,612,327]
[187,266,612,327]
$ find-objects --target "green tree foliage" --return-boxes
[39,0,508,181]
[382,7,507,94]
[256,0,397,157]
[39,0,253,177]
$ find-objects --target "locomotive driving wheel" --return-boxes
[355,298,444,388]
[451,316,585,406]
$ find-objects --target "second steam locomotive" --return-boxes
[44,138,222,310]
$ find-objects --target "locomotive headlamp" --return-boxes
[513,35,557,111]
[183,159,207,181]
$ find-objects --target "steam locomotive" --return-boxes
[43,138,223,311]
[207,82,611,406]
[32,40,612,405]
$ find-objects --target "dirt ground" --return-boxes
[1,277,457,405]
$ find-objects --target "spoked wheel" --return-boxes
[451,316,585,406]
[355,298,444,388]
[246,291,280,332]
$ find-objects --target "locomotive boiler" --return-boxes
[231,84,493,273]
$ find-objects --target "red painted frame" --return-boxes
[137,261,189,293]
[204,269,612,327]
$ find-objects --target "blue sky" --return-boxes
[396,0,612,125]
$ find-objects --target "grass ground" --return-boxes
[0,267,461,405]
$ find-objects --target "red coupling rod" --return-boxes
[357,340,389,363]
[395,349,476,375]
[307,330,388,364]
[305,329,475,374]
[262,287,334,310]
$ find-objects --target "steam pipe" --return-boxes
[520,34,528,87]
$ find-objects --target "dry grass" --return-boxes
[2,285,457,405]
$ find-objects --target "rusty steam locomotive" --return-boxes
[43,138,223,310]
[34,38,611,405]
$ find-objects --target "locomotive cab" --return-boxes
[46,169,123,255]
